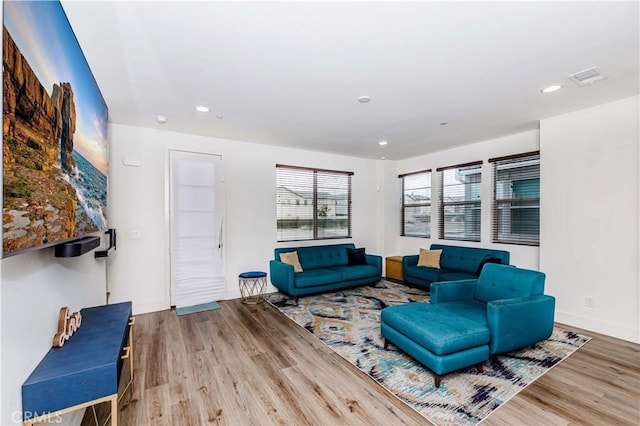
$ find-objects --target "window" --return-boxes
[276,164,352,241]
[438,161,482,241]
[490,152,540,246]
[399,170,431,237]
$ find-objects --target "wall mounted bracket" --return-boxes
[95,229,117,258]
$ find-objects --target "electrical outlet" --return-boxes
[585,297,594,308]
[129,229,142,239]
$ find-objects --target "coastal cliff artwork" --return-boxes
[3,1,108,256]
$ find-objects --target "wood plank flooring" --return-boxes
[85,297,640,426]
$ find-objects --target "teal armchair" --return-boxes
[381,263,555,387]
[430,263,555,354]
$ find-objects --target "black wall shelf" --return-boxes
[54,236,101,258]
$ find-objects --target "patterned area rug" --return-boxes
[266,281,591,426]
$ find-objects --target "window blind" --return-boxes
[490,152,540,246]
[437,161,482,242]
[276,164,352,242]
[399,169,431,238]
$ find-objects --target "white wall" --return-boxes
[0,243,107,425]
[386,130,541,269]
[540,96,639,343]
[108,124,384,315]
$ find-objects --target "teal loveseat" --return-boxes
[381,263,555,387]
[402,244,510,290]
[270,243,382,298]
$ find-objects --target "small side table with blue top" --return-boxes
[239,271,267,304]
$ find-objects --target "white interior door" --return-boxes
[169,150,225,308]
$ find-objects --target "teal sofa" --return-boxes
[270,243,382,298]
[402,244,510,290]
[381,263,555,387]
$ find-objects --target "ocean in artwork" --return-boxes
[63,150,108,232]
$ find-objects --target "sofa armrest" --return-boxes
[487,295,556,354]
[269,260,296,295]
[366,254,382,273]
[430,279,477,304]
[402,255,419,269]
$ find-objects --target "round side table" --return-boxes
[239,271,267,304]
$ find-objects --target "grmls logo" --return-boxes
[13,411,63,424]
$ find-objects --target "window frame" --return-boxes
[399,169,432,238]
[437,161,483,242]
[490,151,540,246]
[276,164,353,242]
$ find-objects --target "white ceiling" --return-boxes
[61,1,639,160]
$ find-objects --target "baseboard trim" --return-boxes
[555,310,639,343]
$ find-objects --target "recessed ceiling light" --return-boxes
[195,105,210,112]
[357,96,371,103]
[378,140,388,146]
[216,114,224,120]
[541,85,563,93]
[156,115,168,124]
[380,156,386,160]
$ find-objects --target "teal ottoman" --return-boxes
[381,302,490,388]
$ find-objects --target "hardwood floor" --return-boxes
[85,297,640,426]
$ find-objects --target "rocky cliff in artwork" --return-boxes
[51,82,77,172]
[3,27,60,172]
[2,26,93,254]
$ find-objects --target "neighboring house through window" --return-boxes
[490,152,540,246]
[399,169,431,238]
[276,164,352,241]
[438,161,482,242]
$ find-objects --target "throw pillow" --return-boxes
[346,247,368,265]
[475,254,502,275]
[279,251,303,273]
[417,248,442,269]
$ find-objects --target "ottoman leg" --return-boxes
[384,339,389,350]
[475,363,484,373]
[434,374,442,388]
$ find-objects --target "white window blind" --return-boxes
[490,151,540,246]
[276,164,352,242]
[399,169,431,238]
[438,161,482,242]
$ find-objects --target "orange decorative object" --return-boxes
[52,307,82,348]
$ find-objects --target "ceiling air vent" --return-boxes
[567,66,606,86]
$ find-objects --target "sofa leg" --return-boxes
[294,297,299,304]
[475,363,484,373]
[434,374,442,388]
[383,339,389,350]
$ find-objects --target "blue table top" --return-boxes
[23,301,132,385]
[239,271,267,278]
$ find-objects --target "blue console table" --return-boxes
[22,301,134,426]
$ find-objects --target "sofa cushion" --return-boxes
[438,271,478,282]
[431,244,510,275]
[474,263,546,303]
[328,265,379,281]
[295,268,343,288]
[293,244,352,269]
[346,247,368,265]
[279,251,303,272]
[436,300,487,325]
[417,248,442,268]
[381,303,490,356]
[405,265,461,283]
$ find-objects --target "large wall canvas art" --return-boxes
[3,1,108,257]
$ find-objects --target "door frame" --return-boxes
[165,149,226,307]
